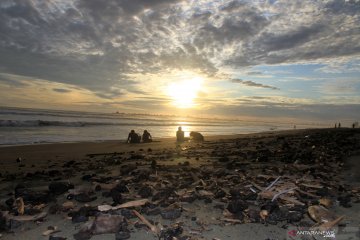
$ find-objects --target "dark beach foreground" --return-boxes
[0,128,359,240]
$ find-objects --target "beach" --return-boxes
[0,128,359,240]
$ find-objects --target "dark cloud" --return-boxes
[231,79,279,90]
[257,25,324,52]
[246,71,263,76]
[0,73,29,87]
[53,88,71,93]
[0,0,359,101]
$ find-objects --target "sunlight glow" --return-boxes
[167,77,203,108]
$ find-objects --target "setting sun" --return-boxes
[167,77,203,108]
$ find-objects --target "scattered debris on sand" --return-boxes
[0,129,360,239]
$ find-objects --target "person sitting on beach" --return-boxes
[176,126,185,142]
[142,130,152,143]
[127,130,140,143]
[189,131,204,141]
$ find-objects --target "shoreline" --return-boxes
[0,127,333,147]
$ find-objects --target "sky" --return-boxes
[0,0,359,123]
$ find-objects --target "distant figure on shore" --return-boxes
[142,130,152,143]
[190,131,204,141]
[176,127,185,142]
[338,122,341,128]
[127,130,140,143]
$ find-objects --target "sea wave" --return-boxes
[0,119,225,127]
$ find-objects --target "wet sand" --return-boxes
[0,128,359,240]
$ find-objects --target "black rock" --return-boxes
[115,231,131,240]
[5,198,14,208]
[70,206,98,223]
[49,236,67,240]
[338,195,352,208]
[0,212,6,231]
[160,209,181,220]
[48,170,61,177]
[8,219,22,230]
[73,231,92,240]
[74,193,97,203]
[151,159,157,169]
[120,164,137,175]
[142,206,161,216]
[72,215,88,223]
[247,208,261,223]
[67,194,74,200]
[49,182,74,195]
[49,204,62,215]
[112,182,129,193]
[117,209,136,219]
[15,184,52,204]
[110,189,122,204]
[261,201,279,213]
[138,185,153,198]
[227,199,248,214]
[81,174,94,181]
[160,225,183,240]
[287,211,303,222]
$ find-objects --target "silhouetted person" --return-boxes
[352,123,355,128]
[190,131,204,141]
[176,126,184,142]
[338,122,341,128]
[127,130,140,143]
[142,130,152,143]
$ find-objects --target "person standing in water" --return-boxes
[176,126,184,142]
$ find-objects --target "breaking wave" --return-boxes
[0,119,224,127]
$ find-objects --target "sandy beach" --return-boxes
[0,128,359,240]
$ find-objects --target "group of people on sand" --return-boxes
[176,126,204,142]
[127,126,204,144]
[127,129,152,143]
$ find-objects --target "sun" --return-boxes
[167,77,203,108]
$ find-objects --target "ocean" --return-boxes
[0,106,323,146]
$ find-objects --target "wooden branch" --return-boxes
[133,210,159,234]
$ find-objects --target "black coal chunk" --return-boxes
[160,225,183,240]
[49,236,67,240]
[227,199,248,214]
[69,206,98,223]
[138,185,153,198]
[0,212,7,231]
[74,193,97,203]
[73,231,92,240]
[15,184,52,204]
[49,182,74,195]
[338,195,352,208]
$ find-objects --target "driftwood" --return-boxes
[98,199,148,212]
[133,210,159,234]
[316,216,345,231]
[2,211,47,221]
[42,226,60,236]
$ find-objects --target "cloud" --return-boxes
[53,88,71,93]
[0,73,29,87]
[0,0,359,116]
[231,78,279,90]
